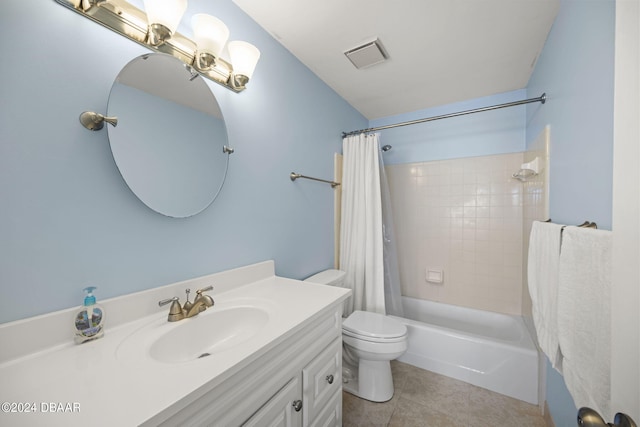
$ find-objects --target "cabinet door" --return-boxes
[302,337,342,426]
[309,389,341,427]
[243,375,303,427]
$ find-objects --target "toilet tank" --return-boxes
[304,269,347,287]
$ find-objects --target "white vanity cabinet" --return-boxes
[0,262,351,427]
[153,305,344,427]
[243,375,302,427]
[243,337,343,427]
[302,337,342,426]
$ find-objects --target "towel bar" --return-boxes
[543,219,598,229]
[290,172,340,188]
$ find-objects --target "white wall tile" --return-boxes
[386,152,525,315]
[521,127,550,318]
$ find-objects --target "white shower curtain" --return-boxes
[339,133,385,316]
[379,147,404,317]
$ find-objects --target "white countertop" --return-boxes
[0,262,350,426]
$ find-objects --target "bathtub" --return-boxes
[389,296,538,404]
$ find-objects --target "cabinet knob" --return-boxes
[326,374,334,384]
[292,400,302,412]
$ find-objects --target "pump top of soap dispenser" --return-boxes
[83,286,97,306]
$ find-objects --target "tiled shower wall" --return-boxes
[521,127,550,320]
[386,153,526,315]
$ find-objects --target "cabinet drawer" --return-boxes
[243,375,302,427]
[302,337,342,426]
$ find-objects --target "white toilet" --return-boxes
[304,269,408,402]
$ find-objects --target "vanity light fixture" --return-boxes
[143,0,188,46]
[227,41,261,88]
[191,14,229,71]
[54,0,260,92]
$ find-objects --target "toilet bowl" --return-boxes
[304,269,408,402]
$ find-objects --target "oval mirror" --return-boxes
[107,53,230,218]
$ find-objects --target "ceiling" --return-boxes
[232,0,560,120]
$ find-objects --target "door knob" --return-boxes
[578,407,637,427]
[578,408,607,427]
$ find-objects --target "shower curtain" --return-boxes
[340,134,385,315]
[379,147,404,317]
[340,133,404,317]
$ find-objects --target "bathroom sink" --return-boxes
[116,305,271,364]
[150,306,270,363]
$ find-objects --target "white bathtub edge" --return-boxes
[390,304,539,405]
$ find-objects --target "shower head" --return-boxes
[381,145,392,152]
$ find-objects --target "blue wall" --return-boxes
[370,89,527,164]
[0,0,366,323]
[527,0,615,230]
[526,0,615,425]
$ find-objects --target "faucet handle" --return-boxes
[195,286,215,308]
[158,297,185,322]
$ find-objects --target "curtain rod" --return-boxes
[342,93,546,138]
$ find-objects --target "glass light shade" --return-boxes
[143,0,188,33]
[192,14,230,58]
[228,41,260,79]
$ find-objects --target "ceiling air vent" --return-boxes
[344,38,389,69]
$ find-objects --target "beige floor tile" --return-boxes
[389,396,466,427]
[399,365,472,417]
[390,360,413,390]
[343,361,546,427]
[467,385,545,427]
[342,390,398,427]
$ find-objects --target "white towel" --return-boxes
[557,226,612,418]
[527,220,564,371]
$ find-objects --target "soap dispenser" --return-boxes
[74,286,105,344]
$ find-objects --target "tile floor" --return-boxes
[342,361,546,427]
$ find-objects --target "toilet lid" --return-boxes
[342,310,407,341]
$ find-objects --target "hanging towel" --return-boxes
[527,220,565,371]
[557,226,612,418]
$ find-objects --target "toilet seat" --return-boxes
[342,310,407,343]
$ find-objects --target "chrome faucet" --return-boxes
[158,286,215,322]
